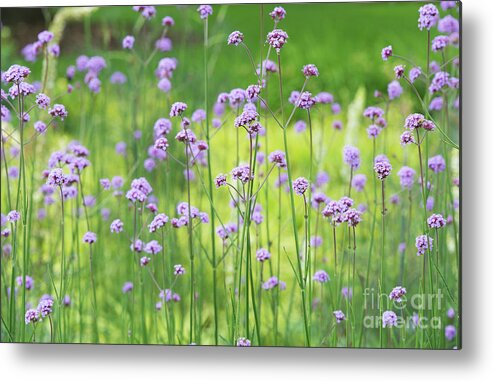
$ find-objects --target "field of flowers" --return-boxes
[0,2,460,348]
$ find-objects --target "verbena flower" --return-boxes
[389,286,407,302]
[268,150,287,168]
[148,213,169,233]
[313,270,330,283]
[227,31,244,46]
[394,65,405,79]
[83,231,97,244]
[374,160,392,180]
[445,325,456,341]
[174,264,185,275]
[197,5,213,19]
[388,80,403,100]
[144,240,162,255]
[7,210,21,223]
[4,64,31,83]
[169,102,187,117]
[352,174,367,192]
[432,35,449,51]
[367,124,381,139]
[110,219,124,233]
[231,165,252,183]
[236,337,251,347]
[214,174,227,188]
[428,155,446,173]
[382,311,398,327]
[48,104,68,120]
[343,145,360,169]
[293,177,309,196]
[397,166,416,189]
[256,248,271,262]
[381,45,392,61]
[266,29,289,53]
[122,282,133,293]
[297,91,316,109]
[438,15,459,34]
[25,309,40,324]
[333,310,346,323]
[415,234,433,256]
[409,66,422,83]
[418,3,440,31]
[427,213,446,229]
[302,64,319,78]
[269,6,286,21]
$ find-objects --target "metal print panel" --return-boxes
[0,1,461,348]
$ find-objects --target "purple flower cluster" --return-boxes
[227,31,244,46]
[266,29,289,53]
[269,6,286,21]
[427,213,446,229]
[397,166,416,189]
[389,286,407,302]
[148,213,169,233]
[343,145,360,169]
[418,3,440,31]
[313,270,330,283]
[374,159,392,180]
[382,311,398,327]
[197,5,213,19]
[262,276,286,291]
[415,234,433,256]
[256,248,271,262]
[293,177,309,196]
[428,155,446,173]
[333,310,346,323]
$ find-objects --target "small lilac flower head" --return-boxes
[197,5,213,19]
[352,174,367,192]
[237,337,251,347]
[268,150,287,168]
[313,270,330,283]
[7,210,21,223]
[409,67,422,83]
[302,64,319,78]
[333,310,346,323]
[427,213,446,229]
[404,113,425,130]
[35,93,50,109]
[342,287,353,300]
[367,124,381,139]
[122,35,135,49]
[382,311,398,327]
[381,45,392,61]
[154,137,169,152]
[388,80,403,100]
[16,275,34,290]
[293,177,309,196]
[110,219,124,233]
[374,160,392,180]
[343,145,360,169]
[389,286,407,302]
[432,35,449,52]
[428,155,446,173]
[418,3,440,31]
[169,102,187,117]
[315,92,333,104]
[25,309,40,325]
[38,30,54,44]
[297,91,316,109]
[397,166,416,189]
[122,281,133,293]
[83,231,97,244]
[294,120,306,133]
[415,234,433,256]
[342,208,362,227]
[162,16,175,26]
[144,240,162,255]
[174,264,186,276]
[266,29,289,53]
[4,64,31,83]
[445,325,456,341]
[140,256,151,267]
[214,174,227,188]
[447,307,455,319]
[148,213,169,233]
[46,168,66,187]
[438,15,459,34]
[227,31,244,46]
[256,248,271,262]
[363,106,384,120]
[231,165,252,183]
[429,97,443,111]
[394,65,405,79]
[48,104,68,120]
[245,85,261,102]
[269,6,286,21]
[37,298,54,318]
